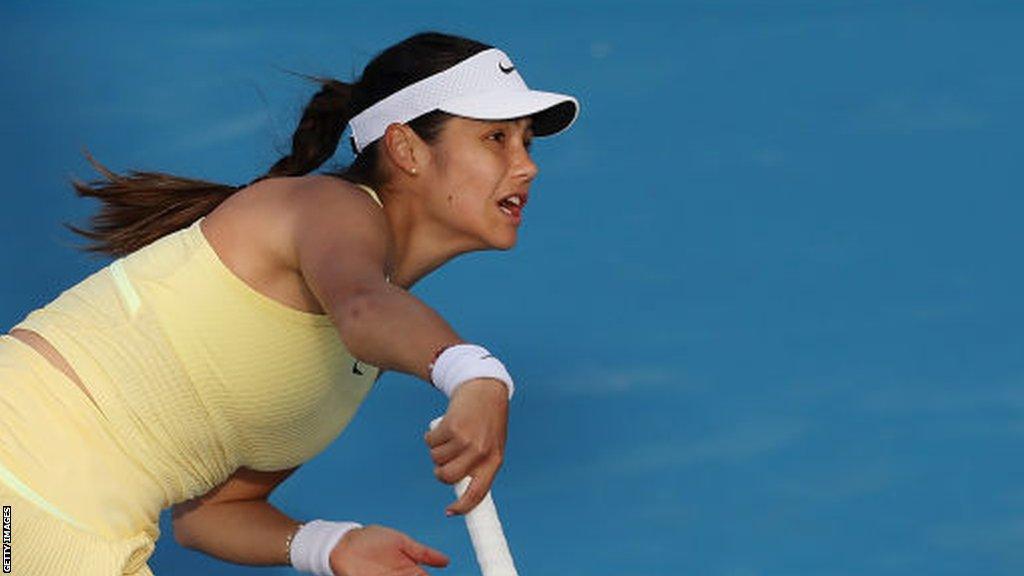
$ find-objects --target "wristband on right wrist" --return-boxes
[428,343,515,399]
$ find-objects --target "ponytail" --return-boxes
[67,74,357,258]
[259,74,355,180]
[65,150,240,258]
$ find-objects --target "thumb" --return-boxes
[404,539,450,567]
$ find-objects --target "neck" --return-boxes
[377,182,481,290]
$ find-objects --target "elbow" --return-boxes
[172,522,194,549]
[170,504,199,549]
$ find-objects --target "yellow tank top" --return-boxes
[10,183,386,510]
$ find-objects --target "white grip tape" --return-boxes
[429,417,518,576]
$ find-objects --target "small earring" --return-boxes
[410,167,418,175]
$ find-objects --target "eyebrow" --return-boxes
[476,118,534,134]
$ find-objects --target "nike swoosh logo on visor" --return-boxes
[499,62,515,74]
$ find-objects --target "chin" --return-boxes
[491,233,518,251]
[479,218,519,250]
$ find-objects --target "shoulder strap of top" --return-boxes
[354,183,383,208]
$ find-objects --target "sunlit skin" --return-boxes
[375,116,538,289]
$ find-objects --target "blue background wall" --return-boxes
[2,2,1022,574]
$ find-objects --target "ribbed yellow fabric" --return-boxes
[0,334,161,550]
[6,185,384,540]
[1,474,154,575]
[1,335,158,574]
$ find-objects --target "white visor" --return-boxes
[348,48,579,154]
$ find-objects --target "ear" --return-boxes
[381,123,426,177]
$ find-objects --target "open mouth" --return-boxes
[497,194,526,221]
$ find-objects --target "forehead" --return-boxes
[445,115,534,132]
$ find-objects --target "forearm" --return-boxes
[175,499,299,566]
[337,283,464,382]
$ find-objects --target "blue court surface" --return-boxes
[2,2,1022,574]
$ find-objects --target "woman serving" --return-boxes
[0,31,578,575]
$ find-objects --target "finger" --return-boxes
[434,449,484,485]
[386,568,428,576]
[447,465,495,515]
[429,440,462,466]
[424,423,453,448]
[402,539,451,567]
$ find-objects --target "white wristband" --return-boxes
[289,519,362,576]
[429,344,515,399]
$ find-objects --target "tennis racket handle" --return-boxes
[429,417,519,576]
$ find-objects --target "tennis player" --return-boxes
[0,31,578,575]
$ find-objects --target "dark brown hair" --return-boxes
[67,31,491,258]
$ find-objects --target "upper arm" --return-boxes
[171,465,299,539]
[292,177,392,320]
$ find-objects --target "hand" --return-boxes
[424,378,509,515]
[329,524,449,576]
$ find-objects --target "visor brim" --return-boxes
[439,89,579,137]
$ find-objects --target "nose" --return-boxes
[513,146,539,183]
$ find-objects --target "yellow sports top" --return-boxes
[10,183,386,512]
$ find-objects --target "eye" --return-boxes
[488,130,507,143]
[523,137,533,152]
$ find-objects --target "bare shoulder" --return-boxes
[197,174,389,316]
[289,174,389,237]
[202,174,383,269]
[289,175,393,312]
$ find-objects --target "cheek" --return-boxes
[441,152,504,208]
